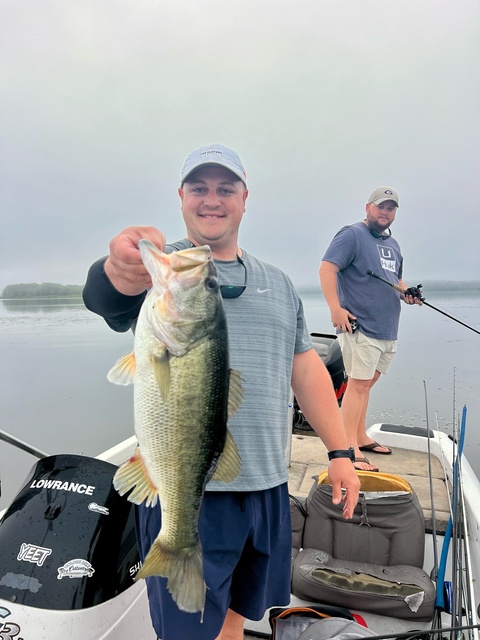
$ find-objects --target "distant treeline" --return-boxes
[1,283,84,299]
[416,280,480,291]
[2,280,479,300]
[298,280,480,295]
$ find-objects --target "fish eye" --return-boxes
[205,276,219,291]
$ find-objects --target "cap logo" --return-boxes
[384,190,393,195]
[201,149,223,159]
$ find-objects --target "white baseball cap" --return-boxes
[180,144,247,186]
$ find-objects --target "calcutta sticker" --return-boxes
[57,559,95,580]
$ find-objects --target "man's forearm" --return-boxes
[82,257,146,332]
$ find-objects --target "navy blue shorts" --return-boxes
[135,484,291,640]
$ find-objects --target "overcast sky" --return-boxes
[1,0,479,293]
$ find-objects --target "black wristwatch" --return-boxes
[327,446,355,462]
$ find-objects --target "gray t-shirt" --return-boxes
[167,240,312,491]
[322,222,404,340]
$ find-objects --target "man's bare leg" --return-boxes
[355,371,390,453]
[215,608,245,640]
[355,370,380,445]
[341,375,380,470]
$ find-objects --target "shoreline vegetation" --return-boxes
[298,280,480,295]
[1,280,479,300]
[413,281,480,291]
[1,283,84,299]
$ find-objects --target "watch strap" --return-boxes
[327,446,355,462]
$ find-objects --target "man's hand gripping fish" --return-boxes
[107,240,243,617]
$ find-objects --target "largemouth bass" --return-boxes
[108,240,243,616]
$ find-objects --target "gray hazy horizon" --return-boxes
[1,0,479,292]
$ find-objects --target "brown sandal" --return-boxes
[359,440,392,455]
[353,456,379,472]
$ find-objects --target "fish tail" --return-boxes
[136,539,206,616]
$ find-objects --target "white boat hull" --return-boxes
[1,426,479,639]
[0,581,155,640]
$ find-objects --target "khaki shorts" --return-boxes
[338,330,397,380]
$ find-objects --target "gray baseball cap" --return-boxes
[368,186,399,207]
[180,144,247,186]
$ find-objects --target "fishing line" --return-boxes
[366,270,480,336]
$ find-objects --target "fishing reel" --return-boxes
[404,284,424,301]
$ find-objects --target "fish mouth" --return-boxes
[169,246,212,273]
[138,239,211,270]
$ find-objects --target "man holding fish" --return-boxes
[83,144,360,640]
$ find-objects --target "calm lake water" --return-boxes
[1,292,479,510]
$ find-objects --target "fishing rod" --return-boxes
[423,382,439,583]
[366,270,480,336]
[432,406,477,640]
[353,622,480,640]
[450,409,464,632]
[458,467,476,640]
[433,406,468,635]
[0,429,48,459]
[450,405,476,640]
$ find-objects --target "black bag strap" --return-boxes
[268,604,355,639]
[289,494,308,519]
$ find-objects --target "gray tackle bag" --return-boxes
[290,471,436,621]
[268,604,372,640]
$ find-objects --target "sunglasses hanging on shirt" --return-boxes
[187,241,247,299]
[367,225,392,239]
[220,255,247,299]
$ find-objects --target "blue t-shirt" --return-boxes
[322,222,404,340]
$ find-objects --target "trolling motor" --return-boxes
[366,270,480,336]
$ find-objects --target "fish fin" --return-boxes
[113,448,158,507]
[211,430,242,483]
[152,350,170,400]
[107,352,136,386]
[227,369,244,420]
[136,539,206,617]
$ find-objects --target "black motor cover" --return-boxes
[310,333,348,404]
[0,454,140,610]
[293,333,348,432]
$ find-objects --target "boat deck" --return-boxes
[288,431,451,533]
[244,431,451,639]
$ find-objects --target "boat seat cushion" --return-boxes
[290,473,434,620]
[300,471,426,568]
[292,549,436,621]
